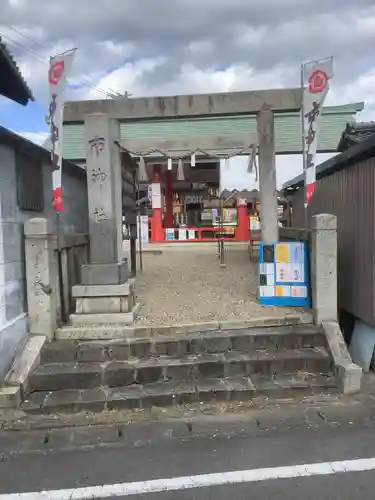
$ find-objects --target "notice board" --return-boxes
[258,241,311,307]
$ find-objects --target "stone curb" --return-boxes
[55,312,314,341]
[134,312,314,338]
[0,335,47,409]
[322,320,362,395]
[3,374,375,434]
[137,249,163,255]
[2,394,366,449]
[56,326,135,341]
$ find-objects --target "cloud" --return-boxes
[2,0,375,184]
[17,131,49,146]
[2,0,375,102]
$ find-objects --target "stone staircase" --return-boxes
[22,323,338,414]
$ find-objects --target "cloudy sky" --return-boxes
[1,0,375,187]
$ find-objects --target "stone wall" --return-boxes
[0,143,87,383]
[25,219,89,339]
[280,217,362,394]
[279,215,337,324]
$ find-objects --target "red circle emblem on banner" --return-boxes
[49,61,65,86]
[308,69,328,94]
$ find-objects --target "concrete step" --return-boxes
[42,324,327,364]
[28,347,332,392]
[21,373,338,415]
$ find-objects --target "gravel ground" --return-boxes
[135,243,299,325]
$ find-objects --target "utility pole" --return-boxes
[108,90,133,99]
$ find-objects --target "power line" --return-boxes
[1,23,116,96]
[3,23,109,90]
[2,22,54,50]
[0,24,127,98]
[110,90,133,99]
[1,31,109,97]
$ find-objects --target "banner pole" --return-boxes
[48,55,64,323]
[137,168,143,273]
[48,49,76,323]
[220,195,225,267]
[56,212,66,323]
[300,63,308,229]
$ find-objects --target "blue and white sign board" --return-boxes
[165,228,175,241]
[259,241,311,307]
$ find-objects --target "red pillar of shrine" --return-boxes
[151,164,164,242]
[165,169,174,228]
[236,198,250,241]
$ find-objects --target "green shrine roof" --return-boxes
[62,102,364,161]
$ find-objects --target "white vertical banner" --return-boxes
[302,57,334,206]
[151,182,161,208]
[48,49,76,211]
[136,215,149,249]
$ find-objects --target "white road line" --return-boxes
[1,457,375,499]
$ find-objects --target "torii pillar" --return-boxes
[257,107,279,244]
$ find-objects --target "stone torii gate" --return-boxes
[68,89,302,326]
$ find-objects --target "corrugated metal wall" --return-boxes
[291,158,375,325]
[63,107,358,161]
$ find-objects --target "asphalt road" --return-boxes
[1,409,375,498]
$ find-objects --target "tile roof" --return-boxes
[0,125,84,178]
[221,189,282,200]
[282,134,375,192]
[0,36,34,105]
[337,122,375,152]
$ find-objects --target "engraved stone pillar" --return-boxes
[70,113,138,327]
[81,113,127,285]
[25,218,59,339]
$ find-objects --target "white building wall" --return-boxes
[0,142,87,383]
